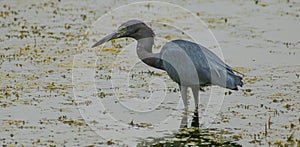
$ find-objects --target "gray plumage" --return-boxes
[161,39,243,90]
[92,19,243,110]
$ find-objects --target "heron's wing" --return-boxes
[169,40,235,84]
[161,40,212,85]
[199,45,245,76]
[188,41,243,89]
[171,40,231,71]
[192,45,227,80]
[162,39,243,89]
[198,44,234,74]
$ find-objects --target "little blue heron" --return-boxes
[92,19,243,110]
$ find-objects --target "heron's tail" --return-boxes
[226,72,243,90]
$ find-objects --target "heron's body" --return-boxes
[161,39,242,89]
[92,19,243,110]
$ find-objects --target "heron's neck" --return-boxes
[136,38,164,70]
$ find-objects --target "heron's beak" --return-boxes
[91,32,121,48]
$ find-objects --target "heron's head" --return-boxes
[91,19,154,48]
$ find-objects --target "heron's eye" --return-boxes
[119,27,127,34]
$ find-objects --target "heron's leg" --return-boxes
[180,110,188,129]
[191,86,199,109]
[179,85,188,111]
[191,109,199,128]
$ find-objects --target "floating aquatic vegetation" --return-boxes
[45,82,73,91]
[243,77,263,84]
[129,120,153,128]
[137,127,241,147]
[58,115,88,127]
[232,67,252,74]
[102,47,122,54]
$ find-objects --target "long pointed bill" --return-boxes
[91,32,121,48]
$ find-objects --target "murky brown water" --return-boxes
[0,0,299,146]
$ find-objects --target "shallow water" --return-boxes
[0,0,299,146]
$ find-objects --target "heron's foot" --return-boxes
[183,107,188,112]
[195,104,199,110]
